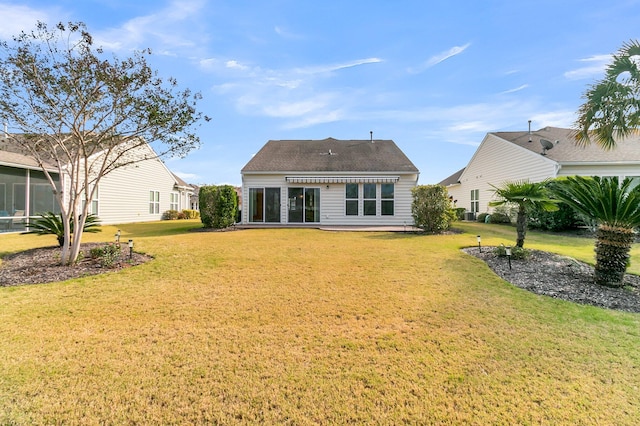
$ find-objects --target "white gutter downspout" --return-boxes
[554,163,562,177]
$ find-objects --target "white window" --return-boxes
[87,186,99,215]
[471,189,479,213]
[170,192,179,211]
[82,185,99,215]
[149,190,160,214]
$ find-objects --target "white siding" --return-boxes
[95,144,179,225]
[242,172,419,226]
[450,134,557,215]
[559,163,640,178]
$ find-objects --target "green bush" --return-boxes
[476,212,489,223]
[411,185,456,233]
[454,207,466,221]
[493,245,529,260]
[528,202,579,232]
[489,212,511,224]
[200,185,238,229]
[89,242,122,268]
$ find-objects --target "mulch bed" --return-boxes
[463,246,640,313]
[0,242,152,286]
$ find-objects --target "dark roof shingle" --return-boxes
[493,127,640,162]
[241,138,419,173]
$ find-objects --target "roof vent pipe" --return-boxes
[3,122,7,138]
[370,130,373,143]
[528,120,532,142]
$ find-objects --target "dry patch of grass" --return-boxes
[1,222,639,424]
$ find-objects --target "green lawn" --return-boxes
[1,220,639,424]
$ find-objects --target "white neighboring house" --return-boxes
[0,135,195,231]
[440,126,640,218]
[240,137,420,226]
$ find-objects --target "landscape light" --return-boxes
[477,235,482,253]
[128,239,134,260]
[506,246,512,270]
[115,230,121,243]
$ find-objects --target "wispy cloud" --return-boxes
[500,84,529,95]
[408,43,471,74]
[203,56,382,128]
[294,58,382,75]
[0,3,56,39]
[564,54,611,80]
[274,26,304,40]
[93,0,208,54]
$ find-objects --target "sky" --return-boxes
[1,0,639,186]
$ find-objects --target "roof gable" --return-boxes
[241,138,419,173]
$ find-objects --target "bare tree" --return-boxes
[0,22,206,264]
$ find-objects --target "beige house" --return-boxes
[241,138,419,226]
[440,126,640,218]
[0,136,195,231]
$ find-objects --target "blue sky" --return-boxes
[1,0,639,185]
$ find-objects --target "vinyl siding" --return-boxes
[93,145,179,225]
[449,134,557,215]
[559,163,640,178]
[242,172,418,226]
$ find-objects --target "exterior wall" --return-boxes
[558,163,640,179]
[449,134,557,215]
[242,172,419,226]
[94,146,179,225]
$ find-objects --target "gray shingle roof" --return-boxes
[493,127,640,162]
[438,167,465,186]
[241,138,419,173]
[0,138,57,170]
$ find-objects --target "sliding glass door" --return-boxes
[249,187,281,222]
[288,187,320,223]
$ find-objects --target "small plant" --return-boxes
[493,245,530,260]
[89,242,122,268]
[24,212,101,247]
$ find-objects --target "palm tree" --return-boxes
[550,176,640,287]
[489,180,558,248]
[575,40,640,149]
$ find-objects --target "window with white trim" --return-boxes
[471,189,479,214]
[170,192,179,211]
[381,183,394,215]
[149,190,160,214]
[345,183,358,215]
[363,183,376,216]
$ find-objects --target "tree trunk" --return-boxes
[594,225,635,287]
[515,205,527,248]
[68,212,88,264]
[60,210,72,264]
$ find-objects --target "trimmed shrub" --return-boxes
[476,212,489,223]
[454,207,466,221]
[162,210,180,220]
[411,185,456,233]
[200,185,238,229]
[489,212,511,224]
[182,209,200,219]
